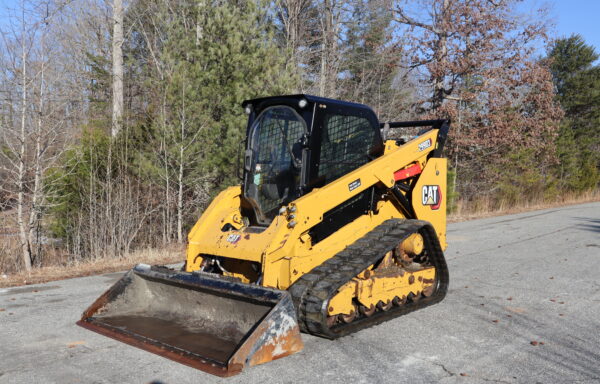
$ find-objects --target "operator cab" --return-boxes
[241,95,383,225]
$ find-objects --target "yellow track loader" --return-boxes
[78,95,450,377]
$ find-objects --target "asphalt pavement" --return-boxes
[1,202,599,383]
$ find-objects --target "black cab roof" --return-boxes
[242,94,380,123]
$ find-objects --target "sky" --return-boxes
[522,0,600,53]
[0,0,599,53]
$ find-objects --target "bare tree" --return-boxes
[274,0,348,97]
[393,0,561,202]
[16,3,34,271]
[0,0,74,271]
[273,0,316,92]
[111,0,124,137]
[393,0,547,112]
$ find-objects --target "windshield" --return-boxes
[245,106,307,223]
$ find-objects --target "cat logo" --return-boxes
[422,185,441,210]
[226,234,241,244]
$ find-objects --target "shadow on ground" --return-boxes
[574,217,600,234]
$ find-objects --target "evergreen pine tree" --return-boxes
[548,35,600,191]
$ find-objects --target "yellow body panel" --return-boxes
[186,128,447,294]
[412,158,447,249]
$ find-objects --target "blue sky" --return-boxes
[523,0,600,53]
[1,0,599,53]
[552,0,600,49]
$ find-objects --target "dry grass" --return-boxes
[0,246,183,288]
[448,189,600,222]
[1,190,599,288]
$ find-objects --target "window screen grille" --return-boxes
[252,107,305,217]
[255,109,304,164]
[318,114,375,184]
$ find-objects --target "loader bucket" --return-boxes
[77,264,303,377]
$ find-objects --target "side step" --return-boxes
[77,264,303,377]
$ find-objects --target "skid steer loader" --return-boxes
[78,95,450,376]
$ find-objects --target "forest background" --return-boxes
[1,0,598,278]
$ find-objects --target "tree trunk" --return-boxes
[109,0,123,252]
[431,0,449,111]
[28,25,46,266]
[161,95,171,244]
[452,100,461,201]
[176,89,186,243]
[111,0,124,137]
[319,0,332,97]
[177,145,184,243]
[18,9,32,271]
[286,0,300,72]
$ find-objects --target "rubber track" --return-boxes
[289,219,449,339]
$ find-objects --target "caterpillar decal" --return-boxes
[422,185,441,210]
